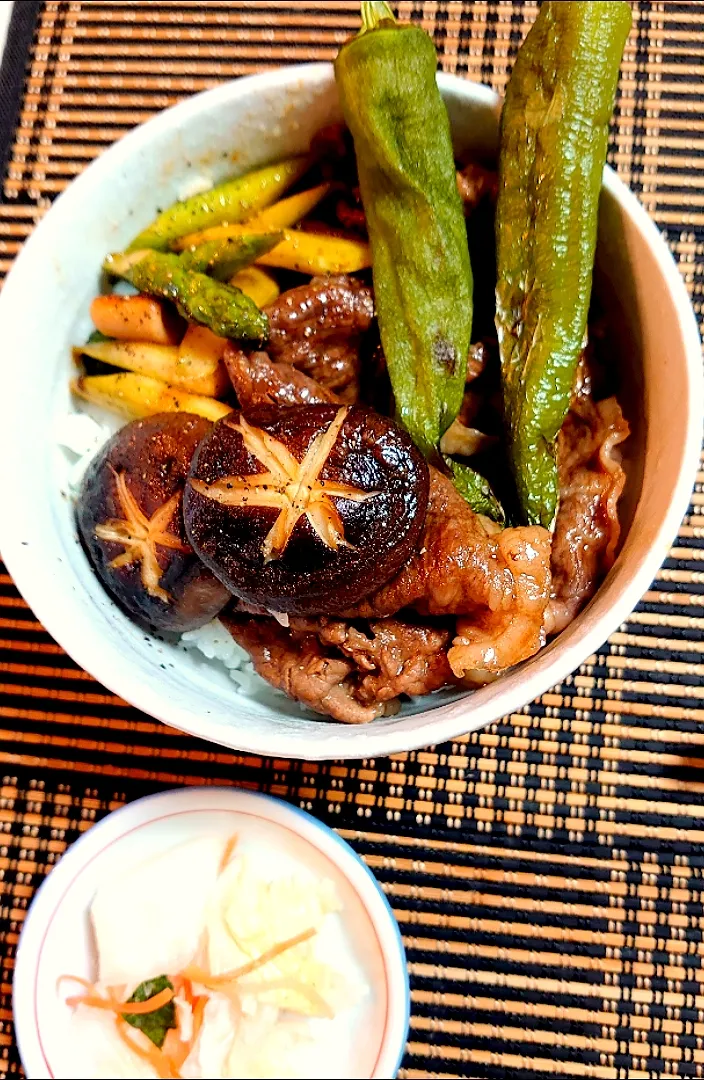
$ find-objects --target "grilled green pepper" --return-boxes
[104,250,268,343]
[444,457,505,524]
[496,0,631,528]
[335,2,473,462]
[128,157,309,252]
[179,232,283,280]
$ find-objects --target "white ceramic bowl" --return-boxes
[0,64,700,760]
[13,786,410,1080]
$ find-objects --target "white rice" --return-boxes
[180,619,275,695]
[57,409,277,697]
[56,412,113,491]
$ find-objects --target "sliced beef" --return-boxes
[223,615,390,724]
[547,390,629,635]
[224,346,337,410]
[343,469,552,620]
[449,523,553,683]
[290,616,455,704]
[339,470,552,686]
[264,275,374,402]
[456,163,498,213]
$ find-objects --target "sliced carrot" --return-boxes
[170,975,191,1003]
[162,990,209,1070]
[230,265,280,307]
[191,995,208,1045]
[173,225,371,274]
[162,1028,191,1071]
[247,183,331,231]
[72,372,231,423]
[78,338,229,397]
[90,294,184,345]
[176,323,228,381]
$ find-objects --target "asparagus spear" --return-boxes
[179,233,282,280]
[104,250,268,344]
[127,157,310,252]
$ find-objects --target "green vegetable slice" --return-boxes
[123,975,176,1049]
[444,457,505,524]
[128,157,310,252]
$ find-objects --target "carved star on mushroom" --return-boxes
[95,467,190,602]
[189,406,375,563]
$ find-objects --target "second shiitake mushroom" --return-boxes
[77,413,231,633]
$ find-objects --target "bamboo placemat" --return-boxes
[1,2,703,1077]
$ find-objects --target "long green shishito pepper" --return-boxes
[496,0,631,528]
[336,2,502,517]
[335,0,470,454]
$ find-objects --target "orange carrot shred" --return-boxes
[162,990,209,1070]
[65,986,174,1014]
[191,995,207,1045]
[162,1028,190,1071]
[183,925,316,987]
[218,833,238,874]
[115,1018,181,1080]
[57,974,94,995]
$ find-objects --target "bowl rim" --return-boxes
[12,785,411,1080]
[0,62,701,761]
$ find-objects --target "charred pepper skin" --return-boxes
[496,0,631,529]
[334,2,473,462]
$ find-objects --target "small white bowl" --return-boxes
[0,63,700,760]
[13,786,410,1080]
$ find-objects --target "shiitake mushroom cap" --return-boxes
[77,412,231,633]
[184,403,429,615]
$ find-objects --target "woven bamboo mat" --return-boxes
[0,2,703,1077]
